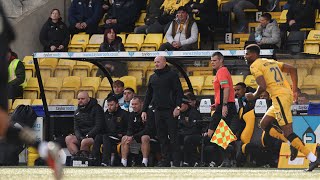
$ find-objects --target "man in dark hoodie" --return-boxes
[68,0,102,35]
[65,91,104,156]
[142,56,183,167]
[39,9,70,52]
[92,95,129,166]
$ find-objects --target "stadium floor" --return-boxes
[0,167,319,180]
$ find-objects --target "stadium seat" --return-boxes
[96,77,117,99]
[79,77,101,98]
[269,12,281,22]
[32,99,51,106]
[201,76,215,95]
[278,10,288,24]
[135,12,146,27]
[244,75,257,88]
[90,65,99,77]
[72,61,94,77]
[248,22,260,33]
[297,65,309,87]
[68,34,90,52]
[54,59,77,78]
[23,77,40,100]
[117,34,126,44]
[11,99,32,113]
[39,58,59,80]
[44,77,63,99]
[50,99,69,105]
[120,76,137,93]
[124,34,145,51]
[311,64,320,76]
[304,30,320,54]
[189,76,205,95]
[69,99,78,106]
[218,43,245,50]
[231,75,244,85]
[186,67,212,76]
[141,33,163,51]
[86,34,104,52]
[22,56,35,80]
[300,75,319,95]
[128,69,144,87]
[59,76,81,99]
[8,99,12,111]
[97,99,104,107]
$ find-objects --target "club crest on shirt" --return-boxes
[117,117,122,123]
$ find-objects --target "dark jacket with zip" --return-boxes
[104,108,129,138]
[178,106,202,136]
[127,110,155,140]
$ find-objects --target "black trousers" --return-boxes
[8,85,23,101]
[154,108,179,165]
[158,42,196,51]
[92,134,120,164]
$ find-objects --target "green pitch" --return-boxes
[0,168,319,180]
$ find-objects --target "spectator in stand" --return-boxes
[96,28,127,78]
[159,6,198,51]
[39,9,70,52]
[104,0,139,33]
[297,93,310,105]
[65,91,104,157]
[68,0,102,35]
[185,0,217,44]
[92,95,129,166]
[221,0,259,33]
[120,87,135,112]
[134,0,164,34]
[120,97,155,167]
[254,13,281,49]
[7,49,26,101]
[103,80,125,112]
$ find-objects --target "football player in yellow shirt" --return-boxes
[244,44,319,171]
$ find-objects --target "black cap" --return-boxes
[177,6,188,12]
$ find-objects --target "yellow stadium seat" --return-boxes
[141,33,163,51]
[8,99,12,111]
[128,69,144,87]
[97,99,104,107]
[120,76,137,93]
[90,65,99,77]
[59,76,81,99]
[39,58,59,80]
[182,76,205,95]
[32,99,51,106]
[233,33,250,43]
[50,99,69,105]
[304,30,320,54]
[11,99,32,112]
[86,34,104,52]
[218,42,245,50]
[311,64,320,76]
[23,77,40,100]
[79,77,101,98]
[248,22,260,33]
[278,10,288,24]
[54,59,77,78]
[117,34,126,44]
[68,34,90,52]
[69,99,79,106]
[300,75,320,95]
[124,34,145,51]
[95,77,119,99]
[135,12,146,27]
[44,77,63,99]
[163,36,167,44]
[231,75,244,85]
[72,61,94,78]
[23,56,35,80]
[269,12,281,22]
[186,67,212,76]
[201,76,215,95]
[244,75,257,88]
[296,65,309,87]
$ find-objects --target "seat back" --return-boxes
[120,76,137,93]
[50,99,69,105]
[81,77,101,92]
[70,34,90,45]
[117,34,126,44]
[62,76,81,89]
[88,34,104,45]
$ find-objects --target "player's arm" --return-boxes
[281,63,298,101]
[253,76,267,99]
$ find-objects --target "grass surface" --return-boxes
[0,167,319,180]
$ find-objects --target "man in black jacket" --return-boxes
[65,91,104,156]
[92,95,129,166]
[120,97,155,167]
[142,56,183,167]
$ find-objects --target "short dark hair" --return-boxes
[211,52,224,61]
[245,44,260,55]
[124,87,135,93]
[113,80,124,87]
[107,95,118,103]
[235,82,246,89]
[298,93,309,100]
[131,96,142,103]
[261,13,272,21]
